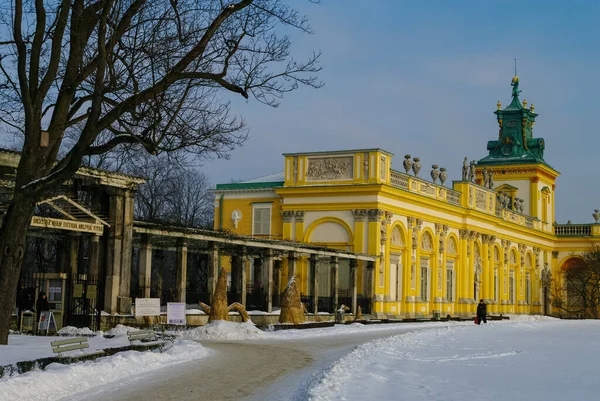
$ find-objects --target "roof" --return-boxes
[214,172,284,190]
[282,148,394,157]
[0,147,146,186]
[241,172,285,183]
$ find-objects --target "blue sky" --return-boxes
[203,0,600,223]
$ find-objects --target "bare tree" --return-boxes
[0,0,321,343]
[131,152,213,228]
[551,247,600,318]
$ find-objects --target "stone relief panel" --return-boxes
[475,190,487,209]
[447,237,458,255]
[391,226,404,246]
[380,156,386,180]
[510,250,517,264]
[306,156,353,181]
[421,232,433,251]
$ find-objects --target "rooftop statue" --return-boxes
[511,76,521,99]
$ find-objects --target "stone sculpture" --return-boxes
[200,268,250,323]
[488,169,494,189]
[412,157,421,177]
[430,165,440,183]
[462,157,468,181]
[403,155,413,174]
[593,209,600,223]
[354,306,363,321]
[482,167,488,187]
[279,275,304,324]
[439,167,447,186]
[468,160,476,182]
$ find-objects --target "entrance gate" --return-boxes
[66,274,102,332]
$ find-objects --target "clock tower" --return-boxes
[477,77,559,232]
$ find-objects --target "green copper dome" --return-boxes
[478,77,549,167]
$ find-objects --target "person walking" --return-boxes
[476,299,487,325]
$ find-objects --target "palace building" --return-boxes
[213,77,600,319]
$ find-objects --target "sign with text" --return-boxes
[167,302,186,325]
[135,298,161,317]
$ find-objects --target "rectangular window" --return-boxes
[525,273,531,304]
[494,269,498,302]
[420,258,429,301]
[252,205,271,236]
[446,260,454,302]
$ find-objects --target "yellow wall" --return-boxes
[214,149,600,318]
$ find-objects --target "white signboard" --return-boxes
[38,311,56,334]
[167,302,186,325]
[135,298,161,317]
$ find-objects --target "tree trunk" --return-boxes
[0,193,38,344]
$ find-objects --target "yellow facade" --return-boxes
[213,91,600,318]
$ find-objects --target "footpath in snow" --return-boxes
[0,319,468,401]
[308,316,600,401]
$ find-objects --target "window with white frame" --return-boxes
[252,204,271,236]
[446,260,454,302]
[420,258,429,301]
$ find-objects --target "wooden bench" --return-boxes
[51,337,105,359]
[127,329,158,345]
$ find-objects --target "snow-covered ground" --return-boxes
[307,316,600,401]
[2,317,599,401]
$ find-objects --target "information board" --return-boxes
[167,302,186,325]
[38,311,57,334]
[135,298,161,317]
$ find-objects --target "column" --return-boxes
[263,249,274,312]
[310,254,319,314]
[350,259,358,315]
[287,251,297,283]
[207,242,219,303]
[138,234,152,298]
[176,239,188,304]
[231,246,247,305]
[88,235,101,278]
[330,256,339,312]
[481,234,490,301]
[273,259,282,307]
[366,261,375,313]
[458,230,469,313]
[104,189,124,314]
[118,190,134,314]
[69,234,80,275]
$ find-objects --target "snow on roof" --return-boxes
[240,172,285,183]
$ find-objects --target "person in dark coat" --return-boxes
[476,299,487,324]
[36,292,50,324]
